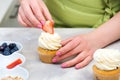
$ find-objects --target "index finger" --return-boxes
[21,1,40,27]
[39,0,53,22]
[30,0,46,22]
[56,37,81,56]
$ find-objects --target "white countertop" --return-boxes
[0,28,120,80]
[0,0,14,23]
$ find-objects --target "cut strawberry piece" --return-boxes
[42,21,54,34]
[6,58,22,69]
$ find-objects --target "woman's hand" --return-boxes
[52,12,120,69]
[52,33,101,69]
[18,0,53,28]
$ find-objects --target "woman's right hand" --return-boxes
[18,0,53,28]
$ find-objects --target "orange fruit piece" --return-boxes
[6,58,22,69]
[42,21,54,34]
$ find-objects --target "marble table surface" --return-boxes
[0,28,120,80]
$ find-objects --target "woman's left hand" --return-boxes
[52,33,102,69]
[52,12,120,69]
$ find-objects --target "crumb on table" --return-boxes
[0,76,24,80]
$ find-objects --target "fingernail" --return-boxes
[52,58,57,63]
[75,65,81,69]
[61,63,67,68]
[40,21,45,26]
[56,52,61,56]
[37,24,42,28]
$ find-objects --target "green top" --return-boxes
[45,0,120,28]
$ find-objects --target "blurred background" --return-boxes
[0,0,23,27]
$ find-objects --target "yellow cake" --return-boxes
[93,65,120,80]
[38,47,58,63]
[93,49,120,80]
[38,32,61,64]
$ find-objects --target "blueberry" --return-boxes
[3,51,11,56]
[10,49,16,54]
[4,46,10,51]
[13,46,19,51]
[0,51,2,54]
[9,43,16,49]
[0,46,4,51]
[10,47,19,54]
[1,43,7,48]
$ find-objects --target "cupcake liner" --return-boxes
[93,65,120,80]
[38,47,57,63]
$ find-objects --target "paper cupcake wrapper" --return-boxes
[38,47,57,63]
[93,72,120,80]
[93,65,120,80]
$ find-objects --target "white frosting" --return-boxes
[38,32,61,50]
[93,49,120,70]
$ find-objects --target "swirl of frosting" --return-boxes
[93,49,120,70]
[38,32,61,50]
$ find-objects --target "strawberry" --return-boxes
[6,58,22,69]
[42,21,54,34]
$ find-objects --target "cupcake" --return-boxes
[38,32,61,63]
[93,49,120,80]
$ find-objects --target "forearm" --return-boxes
[89,12,120,48]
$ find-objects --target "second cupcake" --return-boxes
[93,49,120,80]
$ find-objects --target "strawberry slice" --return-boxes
[42,21,54,34]
[6,58,22,69]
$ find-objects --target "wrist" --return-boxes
[88,27,119,48]
[84,32,107,49]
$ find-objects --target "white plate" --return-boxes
[0,66,29,80]
[0,52,25,69]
